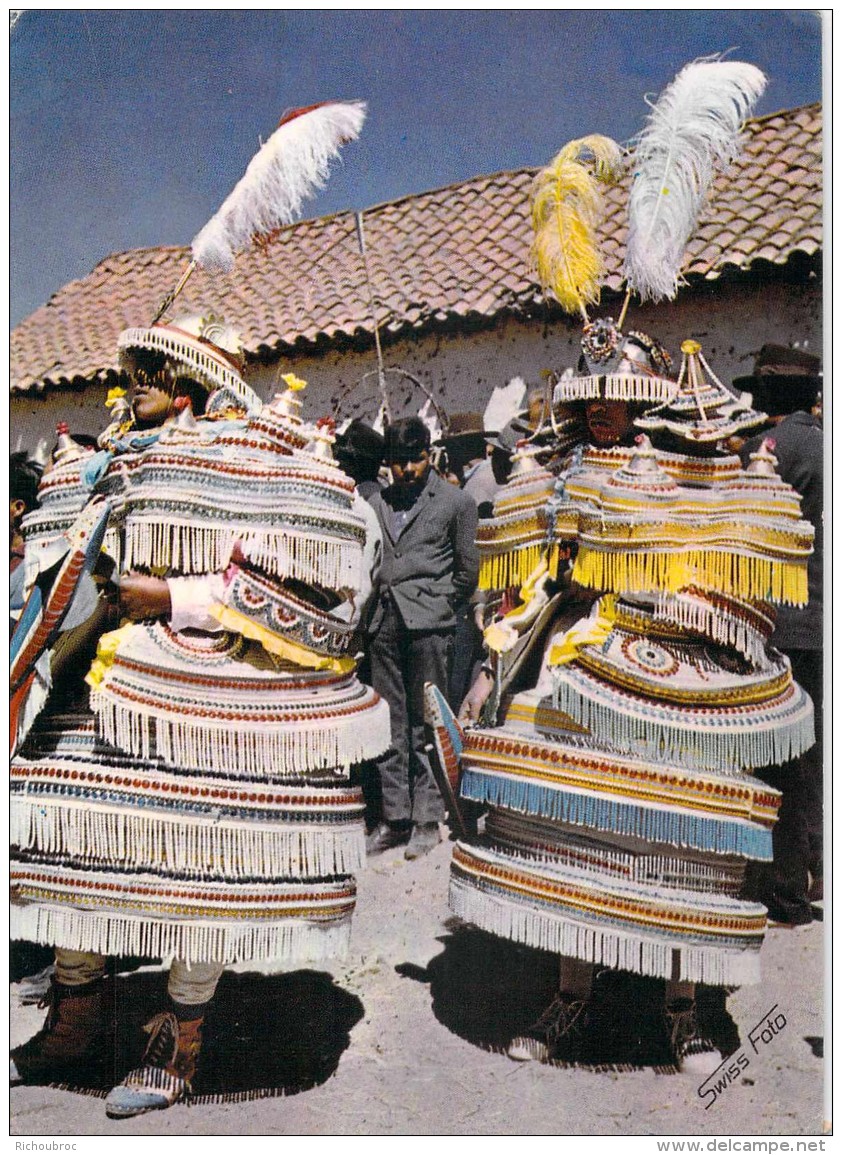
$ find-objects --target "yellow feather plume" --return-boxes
[530,134,624,319]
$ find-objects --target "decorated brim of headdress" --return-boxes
[571,437,814,606]
[553,322,678,406]
[548,597,815,775]
[88,620,391,778]
[635,340,767,444]
[118,314,260,413]
[651,587,776,667]
[475,442,557,590]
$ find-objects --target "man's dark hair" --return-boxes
[384,416,431,463]
[10,452,43,512]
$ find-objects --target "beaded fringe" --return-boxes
[238,529,362,592]
[92,695,391,777]
[461,770,773,861]
[478,544,546,592]
[554,373,675,405]
[122,1066,183,1095]
[551,677,815,774]
[574,548,808,607]
[12,903,352,966]
[102,527,123,572]
[448,877,761,986]
[485,821,746,894]
[654,593,770,665]
[123,521,362,592]
[11,800,366,878]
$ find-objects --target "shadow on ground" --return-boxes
[396,920,738,1071]
[17,968,363,1104]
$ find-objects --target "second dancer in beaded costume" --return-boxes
[443,60,816,1070]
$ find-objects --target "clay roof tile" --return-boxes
[11,102,823,394]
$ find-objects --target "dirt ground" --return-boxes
[9,831,827,1138]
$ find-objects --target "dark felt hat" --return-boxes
[732,344,821,390]
[484,422,523,455]
[439,412,489,461]
[732,344,822,416]
[443,412,486,438]
[334,419,385,463]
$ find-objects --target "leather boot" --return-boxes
[665,998,721,1075]
[105,1011,203,1118]
[506,993,590,1064]
[10,977,107,1085]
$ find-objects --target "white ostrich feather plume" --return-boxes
[192,100,367,272]
[624,59,767,302]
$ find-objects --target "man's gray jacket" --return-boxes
[366,469,479,633]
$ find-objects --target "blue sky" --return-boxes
[10,9,823,327]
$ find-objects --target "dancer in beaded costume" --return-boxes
[443,60,816,1070]
[448,329,814,1070]
[10,315,389,1115]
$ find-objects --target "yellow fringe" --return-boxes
[209,603,355,674]
[478,544,545,592]
[547,542,560,580]
[572,548,809,606]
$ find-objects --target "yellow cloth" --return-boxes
[85,623,136,688]
[483,557,550,655]
[209,602,355,674]
[548,594,617,666]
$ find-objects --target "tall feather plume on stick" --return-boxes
[153,100,367,321]
[530,135,624,321]
[624,58,766,304]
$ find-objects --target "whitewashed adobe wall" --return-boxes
[11,277,821,454]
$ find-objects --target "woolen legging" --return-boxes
[54,948,224,1007]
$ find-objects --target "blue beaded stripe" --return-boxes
[11,782,362,826]
[460,768,772,861]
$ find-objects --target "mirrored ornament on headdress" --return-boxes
[554,321,677,406]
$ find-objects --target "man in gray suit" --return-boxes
[365,417,479,859]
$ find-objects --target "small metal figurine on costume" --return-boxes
[10,101,388,1117]
[432,57,817,1072]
